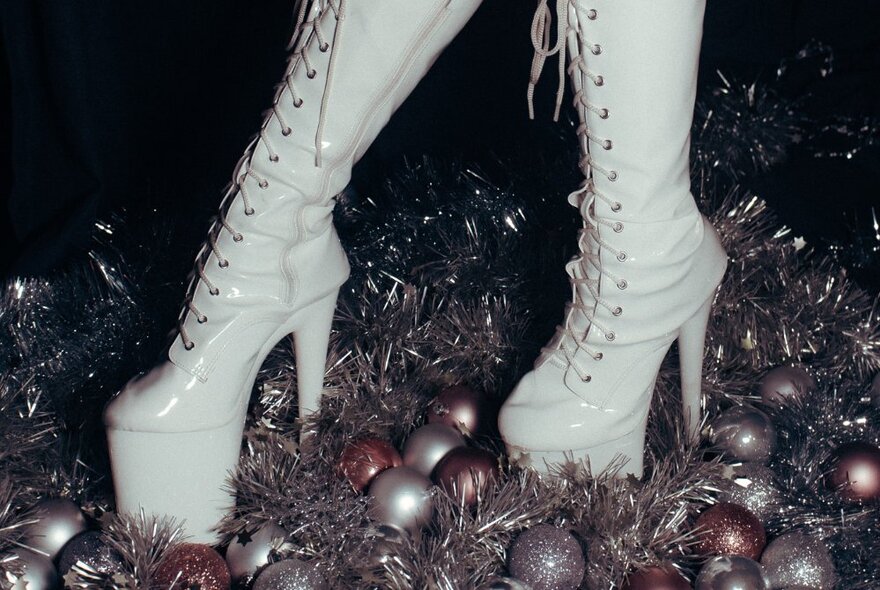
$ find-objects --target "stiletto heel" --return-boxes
[678,294,714,444]
[293,290,339,418]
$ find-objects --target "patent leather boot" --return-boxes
[103,0,482,543]
[499,0,728,478]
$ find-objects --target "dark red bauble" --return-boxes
[694,502,766,560]
[427,385,488,435]
[337,438,403,493]
[621,563,690,590]
[433,447,498,506]
[824,441,880,502]
[153,543,231,590]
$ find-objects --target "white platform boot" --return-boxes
[499,0,728,478]
[103,0,482,543]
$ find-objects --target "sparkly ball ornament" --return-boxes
[508,525,586,590]
[336,438,403,493]
[153,543,231,590]
[57,530,124,577]
[427,384,488,434]
[402,423,465,476]
[433,446,498,506]
[759,366,815,405]
[718,463,782,523]
[368,466,434,535]
[760,532,836,589]
[694,503,766,560]
[7,548,59,590]
[823,441,880,502]
[23,498,88,560]
[225,522,290,581]
[709,406,777,463]
[621,563,689,590]
[252,559,327,590]
[695,556,769,590]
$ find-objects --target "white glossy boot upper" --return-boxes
[499,0,727,476]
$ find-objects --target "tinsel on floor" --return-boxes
[1,44,879,590]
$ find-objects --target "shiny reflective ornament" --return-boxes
[367,466,434,535]
[336,438,402,493]
[709,406,777,463]
[367,524,407,567]
[153,543,231,590]
[695,556,769,590]
[621,562,689,590]
[434,446,498,506]
[759,366,815,405]
[428,384,487,435]
[760,532,836,589]
[252,559,327,590]
[402,424,465,477]
[694,503,766,560]
[57,530,124,576]
[508,525,585,590]
[718,463,782,523]
[478,577,534,590]
[823,441,880,502]
[7,548,59,590]
[23,498,88,560]
[225,523,290,581]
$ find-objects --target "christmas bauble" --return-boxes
[508,525,585,590]
[153,543,231,590]
[759,366,815,405]
[621,563,689,590]
[823,441,880,502]
[478,577,534,590]
[368,466,434,535]
[427,384,487,434]
[760,532,836,589]
[709,406,777,463]
[252,559,327,590]
[23,498,88,560]
[57,530,124,576]
[718,463,782,523]
[402,424,465,477]
[433,446,498,506]
[7,548,59,590]
[225,523,290,581]
[694,503,766,560]
[695,556,769,590]
[367,524,408,567]
[336,438,403,493]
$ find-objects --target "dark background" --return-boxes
[1,0,878,278]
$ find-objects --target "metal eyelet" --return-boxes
[233,233,244,243]
[617,252,627,262]
[319,43,330,53]
[613,222,624,233]
[595,352,603,360]
[269,154,280,163]
[617,279,628,290]
[587,9,598,20]
[611,201,622,212]
[594,76,604,87]
[307,69,317,79]
[244,207,255,216]
[259,180,269,189]
[598,108,609,119]
[591,44,602,55]
[605,332,616,341]
[210,287,220,296]
[218,259,229,269]
[602,139,613,150]
[281,127,292,137]
[612,306,623,316]
[184,342,195,351]
[582,375,592,382]
[293,98,304,108]
[197,315,208,324]
[608,171,619,181]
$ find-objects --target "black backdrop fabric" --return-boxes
[1,1,879,277]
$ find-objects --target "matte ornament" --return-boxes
[709,406,777,463]
[621,563,689,590]
[368,466,434,535]
[23,498,88,560]
[252,559,327,590]
[718,463,782,523]
[153,543,231,590]
[225,523,290,581]
[823,441,880,502]
[336,438,403,493]
[402,424,466,477]
[57,530,124,576]
[759,366,815,405]
[7,548,60,590]
[695,556,769,590]
[760,532,836,589]
[508,525,585,590]
[694,503,766,560]
[433,446,498,506]
[428,384,486,434]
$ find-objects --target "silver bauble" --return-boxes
[508,525,585,590]
[367,524,408,567]
[696,555,769,590]
[710,406,777,463]
[368,466,434,535]
[8,548,60,590]
[760,532,836,589]
[252,558,327,590]
[759,366,815,405]
[23,498,88,560]
[225,522,290,581]
[402,424,465,476]
[718,463,782,523]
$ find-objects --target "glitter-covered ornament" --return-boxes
[336,438,402,493]
[367,466,434,535]
[433,446,498,506]
[760,532,836,589]
[695,556,769,590]
[153,543,231,590]
[621,562,689,590]
[22,498,88,560]
[508,525,585,590]
[57,530,124,577]
[252,559,327,590]
[718,463,782,523]
[823,441,880,502]
[694,503,766,560]
[225,523,290,581]
[709,406,777,463]
[402,423,466,476]
[759,366,815,405]
[427,384,488,435]
[7,548,59,590]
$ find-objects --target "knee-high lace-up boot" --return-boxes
[103,0,482,543]
[499,0,728,478]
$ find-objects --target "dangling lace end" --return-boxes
[527,82,537,120]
